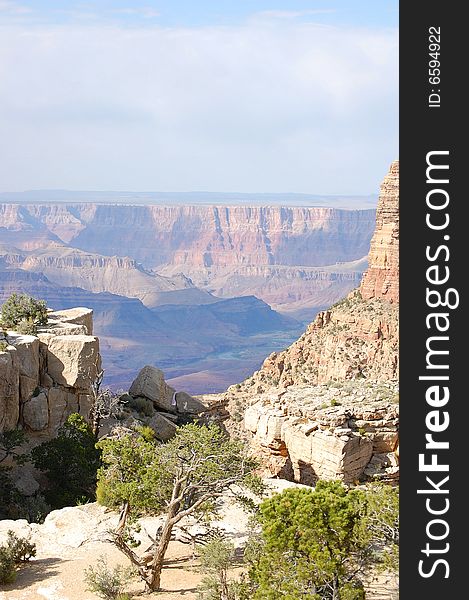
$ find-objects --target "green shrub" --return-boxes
[15,320,38,336]
[0,530,36,585]
[31,413,101,509]
[4,531,36,562]
[17,494,51,524]
[84,555,133,600]
[0,546,16,585]
[0,340,8,352]
[0,429,29,521]
[197,539,240,600]
[247,482,369,599]
[0,293,48,331]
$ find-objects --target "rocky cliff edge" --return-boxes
[212,161,400,485]
[0,307,101,434]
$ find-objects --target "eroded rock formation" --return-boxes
[216,161,400,484]
[360,160,399,303]
[126,365,207,441]
[0,204,376,269]
[0,307,101,434]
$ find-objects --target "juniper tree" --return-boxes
[96,423,262,592]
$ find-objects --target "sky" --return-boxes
[0,1,398,195]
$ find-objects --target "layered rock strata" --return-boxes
[0,307,101,434]
[0,204,376,269]
[360,160,399,303]
[218,161,400,484]
[242,381,399,484]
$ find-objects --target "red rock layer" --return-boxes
[360,160,399,303]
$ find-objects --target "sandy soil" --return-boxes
[0,537,207,600]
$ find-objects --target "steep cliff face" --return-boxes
[0,308,101,435]
[242,162,399,389]
[1,203,376,269]
[217,161,400,485]
[360,160,399,303]
[1,204,372,317]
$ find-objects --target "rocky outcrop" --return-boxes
[127,365,207,440]
[129,365,177,413]
[239,162,400,391]
[0,346,19,431]
[244,291,398,388]
[241,381,399,484]
[360,160,399,303]
[0,307,101,434]
[217,161,400,484]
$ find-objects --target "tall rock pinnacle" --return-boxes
[360,160,399,303]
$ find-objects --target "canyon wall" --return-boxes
[217,161,400,485]
[0,204,375,269]
[0,308,101,434]
[360,160,399,303]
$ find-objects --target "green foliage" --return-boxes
[4,531,36,562]
[31,413,101,509]
[0,468,18,520]
[97,423,262,592]
[360,483,399,573]
[0,429,26,465]
[15,321,39,336]
[17,494,51,524]
[84,555,133,600]
[0,531,36,585]
[198,539,235,599]
[0,340,8,352]
[0,429,30,521]
[243,481,399,599]
[97,423,261,517]
[0,546,16,585]
[247,481,369,599]
[0,293,48,332]
[330,398,340,407]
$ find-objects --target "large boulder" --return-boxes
[175,391,207,414]
[129,366,177,413]
[282,425,373,485]
[48,388,80,432]
[148,412,177,441]
[22,392,49,431]
[47,335,100,390]
[0,345,19,431]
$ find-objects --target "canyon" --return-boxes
[0,202,374,392]
[0,164,399,600]
[209,160,400,485]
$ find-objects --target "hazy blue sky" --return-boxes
[0,1,398,194]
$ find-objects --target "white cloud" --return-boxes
[0,16,398,194]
